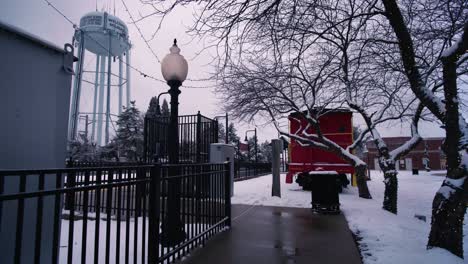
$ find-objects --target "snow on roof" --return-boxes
[289,108,352,117]
[0,19,71,55]
[308,171,339,175]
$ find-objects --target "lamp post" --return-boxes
[155,91,170,115]
[160,39,188,247]
[245,128,257,163]
[214,113,229,143]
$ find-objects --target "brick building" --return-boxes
[365,137,445,171]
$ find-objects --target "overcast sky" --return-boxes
[1,0,447,141]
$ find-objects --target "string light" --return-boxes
[42,0,217,89]
[120,0,161,63]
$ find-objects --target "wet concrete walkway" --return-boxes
[183,204,362,264]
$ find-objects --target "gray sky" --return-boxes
[1,0,446,141]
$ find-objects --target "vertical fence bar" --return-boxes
[105,169,113,264]
[52,172,62,264]
[195,166,200,248]
[34,173,45,264]
[116,169,123,264]
[144,118,148,162]
[196,113,201,163]
[224,162,231,228]
[160,169,165,260]
[81,171,90,264]
[134,170,139,264]
[218,165,221,230]
[148,165,160,264]
[0,173,4,228]
[202,164,207,242]
[125,169,131,264]
[66,173,75,264]
[142,169,147,264]
[65,168,75,210]
[14,174,26,264]
[182,167,187,256]
[94,170,102,264]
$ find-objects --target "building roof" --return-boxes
[239,142,249,152]
[366,137,444,152]
[0,19,75,57]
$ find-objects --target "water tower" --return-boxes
[68,11,131,145]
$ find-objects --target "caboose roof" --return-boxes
[289,108,352,118]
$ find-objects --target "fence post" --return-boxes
[148,164,161,263]
[65,159,75,210]
[143,118,148,163]
[135,167,143,217]
[224,162,231,227]
[196,112,202,163]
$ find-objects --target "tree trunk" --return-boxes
[382,169,398,214]
[427,53,467,258]
[427,175,466,258]
[377,156,398,214]
[355,164,372,199]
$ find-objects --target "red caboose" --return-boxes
[286,109,354,189]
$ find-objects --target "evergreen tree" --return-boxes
[227,123,240,144]
[99,139,120,162]
[67,133,98,161]
[146,96,161,119]
[161,99,170,116]
[246,136,258,162]
[114,101,144,162]
[258,140,272,162]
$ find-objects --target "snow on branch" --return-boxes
[441,23,468,59]
[390,123,421,160]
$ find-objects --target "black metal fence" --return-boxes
[0,163,231,264]
[234,161,272,181]
[143,113,219,164]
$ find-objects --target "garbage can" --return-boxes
[310,172,340,214]
[412,168,419,175]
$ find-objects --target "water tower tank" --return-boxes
[76,11,130,56]
[68,11,132,146]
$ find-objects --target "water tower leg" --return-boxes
[105,35,112,145]
[126,50,131,107]
[97,56,106,146]
[68,33,86,140]
[118,55,123,115]
[91,55,100,142]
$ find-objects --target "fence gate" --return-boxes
[144,112,218,164]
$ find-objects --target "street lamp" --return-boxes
[160,39,188,247]
[155,91,169,115]
[245,128,258,163]
[214,113,229,143]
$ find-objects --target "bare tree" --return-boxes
[379,0,468,257]
[145,0,425,202]
[315,0,425,214]
[145,0,467,256]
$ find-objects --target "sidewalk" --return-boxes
[182,204,362,264]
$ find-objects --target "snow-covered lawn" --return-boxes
[232,171,467,263]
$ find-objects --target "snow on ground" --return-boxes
[232,171,467,263]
